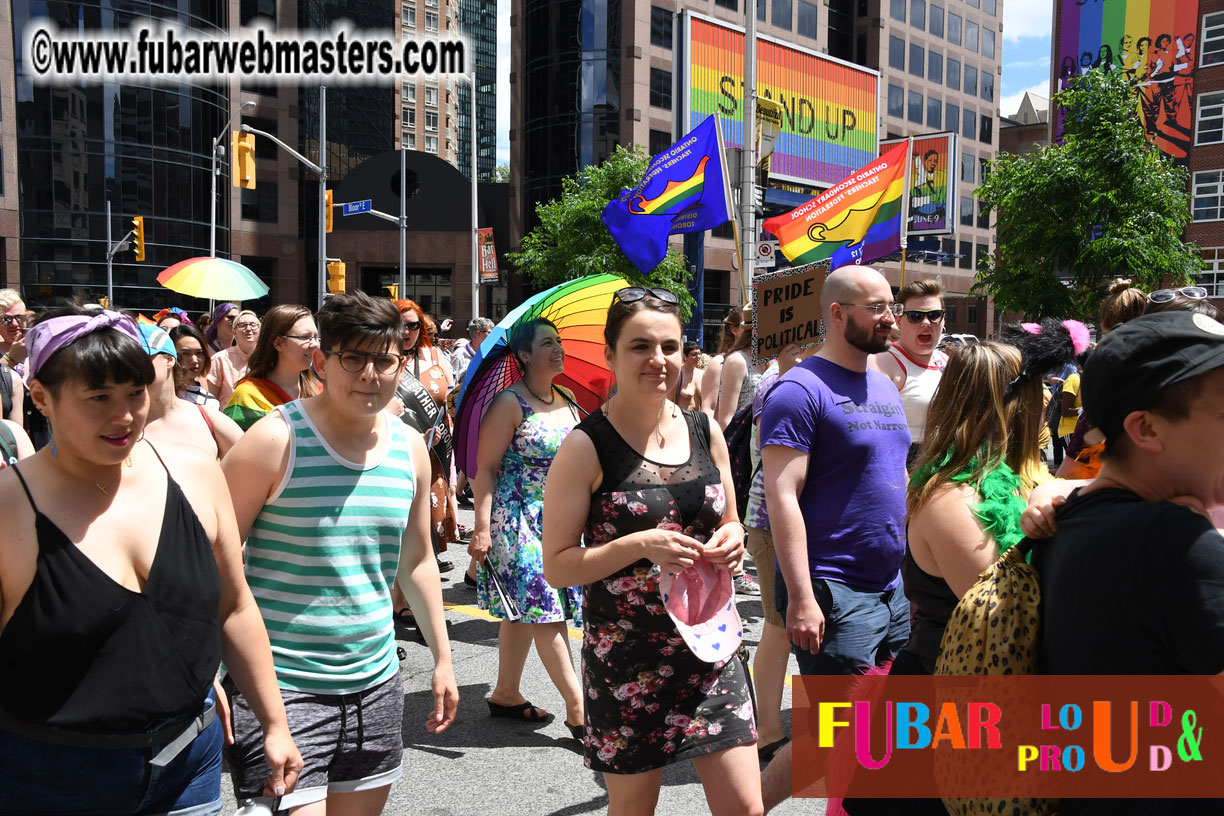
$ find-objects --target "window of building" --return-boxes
[240,0,276,26]
[1204,12,1224,67]
[758,0,766,22]
[930,4,944,38]
[948,12,962,46]
[1193,170,1224,221]
[959,240,972,270]
[929,51,943,84]
[889,36,906,71]
[714,0,737,9]
[980,71,994,102]
[960,152,975,184]
[425,135,438,153]
[910,43,925,78]
[966,20,979,53]
[772,0,792,29]
[425,111,438,131]
[650,68,673,110]
[425,86,437,107]
[888,84,905,118]
[946,102,960,135]
[983,0,996,14]
[942,237,956,268]
[798,0,819,38]
[403,4,415,28]
[890,0,905,22]
[977,200,990,228]
[241,182,278,223]
[982,28,995,59]
[964,65,978,97]
[650,7,673,49]
[979,114,993,143]
[425,11,438,31]
[967,298,978,323]
[963,108,976,140]
[425,0,437,7]
[649,128,672,156]
[947,58,961,91]
[911,0,925,30]
[405,108,416,129]
[1197,92,1224,145]
[945,297,957,322]
[960,196,974,226]
[909,90,924,124]
[966,0,979,7]
[979,156,991,182]
[402,83,416,104]
[1200,248,1224,295]
[975,244,988,272]
[927,96,942,128]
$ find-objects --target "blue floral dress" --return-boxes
[477,389,582,623]
[575,408,757,774]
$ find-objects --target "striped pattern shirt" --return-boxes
[245,399,416,694]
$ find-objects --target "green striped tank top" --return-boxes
[245,399,415,694]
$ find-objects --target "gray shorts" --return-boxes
[224,672,404,810]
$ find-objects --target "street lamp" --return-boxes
[210,100,256,258]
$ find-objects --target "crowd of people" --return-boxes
[0,273,1221,816]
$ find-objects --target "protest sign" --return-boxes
[752,265,824,362]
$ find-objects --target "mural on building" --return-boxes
[880,132,957,236]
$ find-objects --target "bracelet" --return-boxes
[0,353,11,366]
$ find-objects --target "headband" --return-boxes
[26,311,143,382]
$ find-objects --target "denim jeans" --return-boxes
[0,694,223,815]
[775,571,910,675]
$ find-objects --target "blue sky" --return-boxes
[495,1,1058,167]
[1000,0,1054,117]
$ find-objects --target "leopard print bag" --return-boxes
[933,538,1059,816]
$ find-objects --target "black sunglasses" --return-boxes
[402,320,422,331]
[614,286,679,305]
[903,309,945,324]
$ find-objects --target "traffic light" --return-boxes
[132,216,145,261]
[232,131,256,189]
[326,261,346,294]
[325,189,334,234]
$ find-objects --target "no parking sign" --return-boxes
[757,240,778,269]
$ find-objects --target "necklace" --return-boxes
[95,456,134,495]
[524,382,556,405]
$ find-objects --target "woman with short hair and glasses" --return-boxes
[544,286,762,816]
[207,310,261,406]
[224,306,320,431]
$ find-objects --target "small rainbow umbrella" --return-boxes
[156,257,269,301]
[453,273,628,477]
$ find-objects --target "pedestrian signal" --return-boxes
[232,131,256,189]
[326,261,346,294]
[132,216,146,262]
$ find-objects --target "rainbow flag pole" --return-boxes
[900,135,914,288]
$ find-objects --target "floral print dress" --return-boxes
[575,408,757,774]
[477,389,582,623]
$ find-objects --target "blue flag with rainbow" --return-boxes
[602,115,733,273]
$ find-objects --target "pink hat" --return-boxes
[659,560,742,663]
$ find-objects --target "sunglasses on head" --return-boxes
[1148,286,1207,304]
[903,308,945,324]
[614,286,679,305]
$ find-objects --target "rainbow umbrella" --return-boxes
[156,257,269,301]
[453,273,628,476]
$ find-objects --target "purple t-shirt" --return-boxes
[760,356,910,591]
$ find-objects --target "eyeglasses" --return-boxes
[903,309,945,324]
[614,286,680,305]
[1149,286,1207,304]
[402,321,422,331]
[281,333,321,345]
[233,322,260,332]
[0,314,32,327]
[322,349,404,374]
[839,302,904,316]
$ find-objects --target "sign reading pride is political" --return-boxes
[752,265,825,362]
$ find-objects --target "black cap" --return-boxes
[1083,311,1224,440]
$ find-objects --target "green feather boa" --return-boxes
[911,448,1026,554]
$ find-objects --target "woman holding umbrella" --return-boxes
[224,305,320,431]
[467,317,584,736]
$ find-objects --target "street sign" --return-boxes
[342,199,372,216]
[757,240,778,268]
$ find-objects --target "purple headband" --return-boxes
[26,311,143,382]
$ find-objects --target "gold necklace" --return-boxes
[95,456,134,494]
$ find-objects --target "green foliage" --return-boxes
[492,164,510,183]
[508,144,694,319]
[975,68,1200,321]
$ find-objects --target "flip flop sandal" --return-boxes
[487,700,551,722]
[394,607,416,625]
[565,721,584,742]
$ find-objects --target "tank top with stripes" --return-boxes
[245,399,415,694]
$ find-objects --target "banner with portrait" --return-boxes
[880,132,957,237]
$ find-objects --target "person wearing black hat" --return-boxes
[1035,311,1224,680]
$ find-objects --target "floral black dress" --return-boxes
[575,408,757,774]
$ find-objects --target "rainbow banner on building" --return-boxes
[682,11,879,187]
[1055,0,1199,160]
[762,141,909,268]
[601,114,732,273]
[881,132,957,237]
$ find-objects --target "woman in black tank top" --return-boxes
[0,307,302,814]
[542,290,763,816]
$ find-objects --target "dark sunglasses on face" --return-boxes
[0,315,32,327]
[903,309,945,324]
[614,286,679,305]
[323,349,404,374]
[1149,286,1207,304]
[402,321,422,331]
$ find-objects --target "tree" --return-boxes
[975,68,1199,321]
[492,164,510,183]
[508,144,694,318]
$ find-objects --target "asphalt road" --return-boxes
[221,504,826,815]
